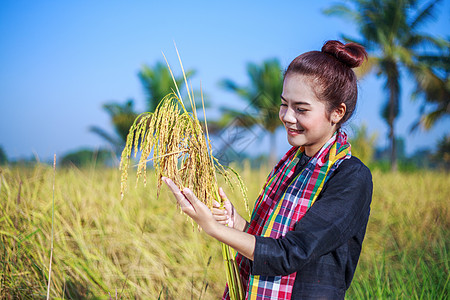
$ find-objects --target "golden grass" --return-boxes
[1,166,229,298]
[1,165,448,298]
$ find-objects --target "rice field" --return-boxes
[0,164,448,299]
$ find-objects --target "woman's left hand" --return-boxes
[162,177,219,235]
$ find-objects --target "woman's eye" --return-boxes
[280,103,287,107]
[296,108,306,113]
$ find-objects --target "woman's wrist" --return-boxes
[208,221,255,261]
[234,213,248,232]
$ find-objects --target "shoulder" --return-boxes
[332,156,372,184]
[312,155,373,222]
[338,155,370,172]
[319,156,373,199]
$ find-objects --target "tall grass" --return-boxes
[347,170,449,299]
[0,165,448,299]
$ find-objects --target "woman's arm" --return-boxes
[162,177,256,260]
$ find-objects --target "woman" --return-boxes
[163,40,373,299]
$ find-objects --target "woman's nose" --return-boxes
[281,107,296,124]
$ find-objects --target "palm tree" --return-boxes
[139,61,195,112]
[90,99,138,154]
[432,134,450,170]
[325,0,449,171]
[220,58,284,165]
[410,49,450,130]
[0,145,7,165]
[92,62,197,153]
[349,123,378,166]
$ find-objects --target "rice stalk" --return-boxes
[119,50,247,299]
[46,154,56,299]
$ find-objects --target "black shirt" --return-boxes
[251,156,373,299]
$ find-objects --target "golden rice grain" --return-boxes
[119,53,248,299]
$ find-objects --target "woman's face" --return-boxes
[279,73,341,157]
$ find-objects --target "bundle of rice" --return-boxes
[119,50,246,299]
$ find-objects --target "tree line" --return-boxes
[0,0,440,170]
[85,0,448,171]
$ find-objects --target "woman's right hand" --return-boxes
[212,187,248,232]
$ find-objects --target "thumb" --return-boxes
[219,188,233,218]
[212,200,221,208]
[219,187,228,202]
[223,200,233,218]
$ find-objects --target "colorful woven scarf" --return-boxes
[223,129,351,300]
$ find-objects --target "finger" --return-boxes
[212,207,226,215]
[162,177,191,208]
[162,177,179,191]
[219,187,228,200]
[223,200,233,215]
[214,216,229,223]
[182,188,200,208]
[212,208,228,218]
[216,220,228,226]
[219,188,233,215]
[183,187,212,216]
[162,177,182,198]
[213,200,221,208]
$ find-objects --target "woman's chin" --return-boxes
[287,136,305,148]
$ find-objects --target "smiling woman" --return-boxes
[278,40,367,158]
[279,74,346,157]
[164,40,373,300]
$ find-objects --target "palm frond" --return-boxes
[89,126,123,150]
[410,0,441,30]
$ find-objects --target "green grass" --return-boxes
[0,165,448,299]
[347,171,449,299]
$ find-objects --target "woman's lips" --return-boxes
[287,128,304,136]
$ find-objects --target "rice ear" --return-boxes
[119,91,247,212]
[119,54,247,300]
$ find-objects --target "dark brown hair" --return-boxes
[284,40,368,125]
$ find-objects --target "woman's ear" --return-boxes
[332,103,346,125]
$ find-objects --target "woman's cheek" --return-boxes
[279,107,286,123]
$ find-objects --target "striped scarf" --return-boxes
[223,129,351,300]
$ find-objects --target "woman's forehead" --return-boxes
[282,74,321,104]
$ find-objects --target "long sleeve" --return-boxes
[252,156,372,277]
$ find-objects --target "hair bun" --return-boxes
[321,40,368,68]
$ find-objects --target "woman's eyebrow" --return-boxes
[280,95,310,105]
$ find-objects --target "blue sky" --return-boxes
[1,0,449,162]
